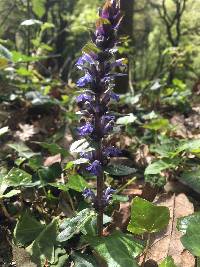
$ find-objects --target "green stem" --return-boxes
[142,233,151,267]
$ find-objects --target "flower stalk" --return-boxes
[75,0,125,236]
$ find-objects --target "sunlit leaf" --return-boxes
[127,197,170,234]
[116,113,137,125]
[32,0,46,18]
[159,256,177,267]
[67,174,89,192]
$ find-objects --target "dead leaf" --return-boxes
[140,193,195,266]
[12,245,37,267]
[44,153,61,166]
[15,123,39,141]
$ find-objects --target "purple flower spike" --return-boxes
[87,160,102,176]
[77,73,92,87]
[78,123,94,136]
[102,187,115,205]
[76,53,94,69]
[83,188,96,200]
[76,93,93,103]
[104,146,121,157]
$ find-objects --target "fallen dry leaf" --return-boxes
[15,123,39,141]
[44,153,61,166]
[140,193,195,266]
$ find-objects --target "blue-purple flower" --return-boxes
[77,73,92,87]
[78,123,94,136]
[87,160,102,176]
[76,93,93,103]
[83,188,96,200]
[104,146,121,157]
[102,187,116,205]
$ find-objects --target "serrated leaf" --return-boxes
[159,256,177,267]
[116,113,137,125]
[67,175,89,192]
[14,213,45,246]
[127,197,170,234]
[5,168,32,187]
[105,164,136,176]
[27,219,58,266]
[70,139,94,153]
[57,209,93,242]
[84,231,143,267]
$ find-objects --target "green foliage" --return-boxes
[57,209,94,242]
[84,231,144,267]
[32,0,46,18]
[127,197,170,234]
[105,164,136,176]
[177,213,200,257]
[159,256,177,267]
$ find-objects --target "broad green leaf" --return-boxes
[0,126,9,136]
[145,159,179,175]
[177,212,200,256]
[116,114,137,125]
[143,118,169,131]
[180,168,200,193]
[70,139,94,153]
[73,253,98,267]
[177,139,200,154]
[5,168,32,187]
[177,212,200,234]
[127,197,170,234]
[27,219,58,266]
[8,142,38,159]
[112,194,129,202]
[51,247,68,267]
[67,175,89,192]
[84,231,143,267]
[36,142,69,157]
[32,0,46,18]
[105,164,136,176]
[159,256,177,267]
[12,51,40,63]
[57,209,94,242]
[14,213,45,246]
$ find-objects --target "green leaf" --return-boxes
[67,175,89,192]
[8,142,38,159]
[27,219,58,266]
[73,253,98,267]
[105,164,136,176]
[143,119,169,131]
[0,189,20,199]
[57,209,94,242]
[84,231,143,267]
[5,168,32,187]
[177,212,200,256]
[0,44,12,68]
[32,0,46,18]
[145,159,179,175]
[36,142,69,157]
[177,139,200,154]
[82,42,101,55]
[14,213,45,246]
[70,139,94,153]
[159,256,177,267]
[0,126,9,136]
[180,168,200,193]
[51,247,68,267]
[116,114,137,125]
[127,197,170,234]
[38,163,62,184]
